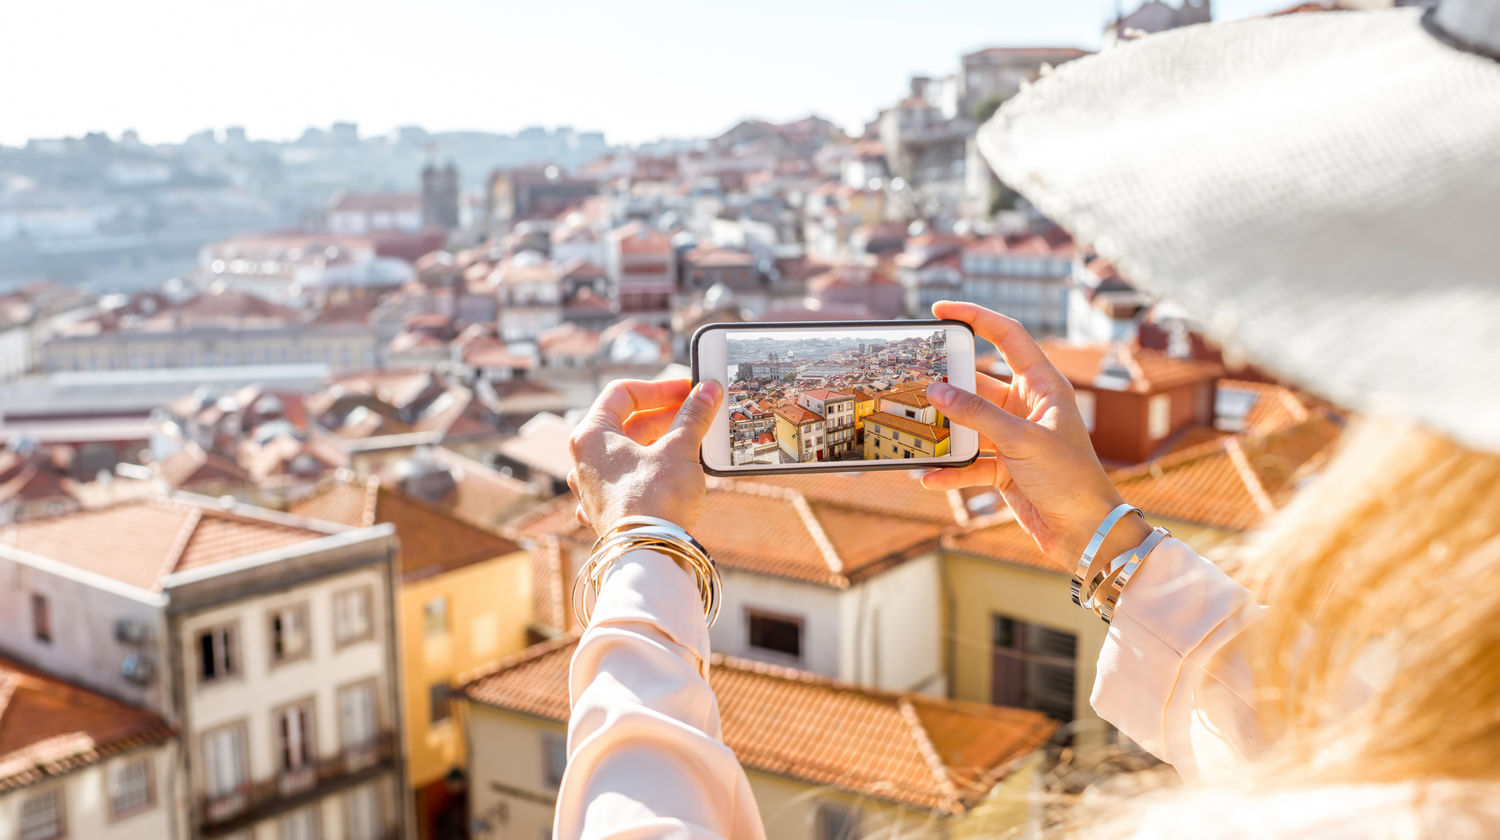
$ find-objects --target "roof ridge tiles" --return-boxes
[1223,436,1277,516]
[899,697,966,814]
[160,506,203,581]
[791,494,846,581]
[458,631,582,689]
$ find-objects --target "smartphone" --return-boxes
[690,319,980,476]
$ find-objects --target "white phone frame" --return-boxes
[692,320,980,476]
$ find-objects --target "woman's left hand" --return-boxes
[567,378,724,535]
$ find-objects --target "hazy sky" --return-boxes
[4,0,1293,147]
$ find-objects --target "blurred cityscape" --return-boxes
[0,3,1377,840]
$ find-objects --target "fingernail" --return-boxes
[696,380,722,404]
[927,381,955,406]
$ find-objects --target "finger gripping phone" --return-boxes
[690,319,980,476]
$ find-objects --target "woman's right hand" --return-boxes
[923,301,1152,568]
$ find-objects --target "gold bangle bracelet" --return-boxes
[572,521,722,629]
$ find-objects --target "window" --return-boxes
[344,784,381,840]
[991,615,1077,722]
[1075,389,1097,433]
[1147,393,1172,441]
[746,610,802,659]
[339,681,379,755]
[279,805,321,840]
[423,597,449,637]
[276,701,317,773]
[198,624,238,683]
[334,587,373,646]
[270,604,310,663]
[31,593,51,643]
[20,789,64,840]
[816,803,860,840]
[109,758,154,818]
[542,731,568,788]
[429,682,451,724]
[202,724,248,801]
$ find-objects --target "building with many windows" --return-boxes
[0,495,408,840]
[0,656,176,840]
[795,389,855,458]
[290,464,533,840]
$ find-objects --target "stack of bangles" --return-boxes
[1070,503,1171,624]
[572,515,724,629]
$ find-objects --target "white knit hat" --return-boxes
[978,0,1500,453]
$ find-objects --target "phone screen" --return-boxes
[694,321,979,474]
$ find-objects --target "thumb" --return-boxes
[926,381,1032,452]
[659,379,723,457]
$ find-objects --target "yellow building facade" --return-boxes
[863,412,951,460]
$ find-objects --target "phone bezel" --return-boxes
[690,319,980,477]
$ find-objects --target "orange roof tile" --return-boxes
[291,477,522,582]
[0,656,173,793]
[461,639,1056,814]
[942,515,1060,574]
[0,499,335,592]
[1041,342,1224,394]
[865,411,950,443]
[878,389,934,409]
[1218,379,1315,436]
[800,388,853,402]
[516,478,946,589]
[773,404,823,426]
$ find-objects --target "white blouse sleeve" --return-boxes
[554,549,768,840]
[1091,537,1269,782]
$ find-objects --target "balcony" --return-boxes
[197,731,397,837]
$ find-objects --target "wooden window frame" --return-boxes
[333,586,376,650]
[106,754,157,821]
[272,696,320,774]
[744,607,805,662]
[19,785,66,840]
[268,601,313,668]
[195,621,243,689]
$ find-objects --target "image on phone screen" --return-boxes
[694,321,980,474]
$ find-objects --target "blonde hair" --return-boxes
[1240,417,1500,784]
[1034,418,1500,839]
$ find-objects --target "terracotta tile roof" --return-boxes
[515,477,947,589]
[942,515,1060,574]
[800,388,853,402]
[732,471,965,526]
[0,656,173,793]
[461,639,1056,814]
[1218,379,1315,436]
[684,246,755,269]
[0,499,333,592]
[865,411,950,444]
[1111,415,1342,532]
[155,444,252,489]
[290,477,522,582]
[878,389,934,409]
[1041,341,1224,394]
[773,404,823,426]
[947,416,1343,564]
[407,448,535,532]
[495,414,574,481]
